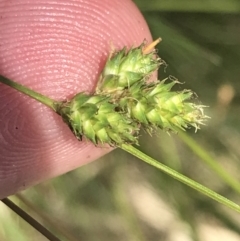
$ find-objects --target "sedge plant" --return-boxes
[1,39,240,217]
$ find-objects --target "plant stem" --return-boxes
[121,144,240,213]
[15,194,80,241]
[1,198,61,241]
[178,131,240,194]
[0,75,58,111]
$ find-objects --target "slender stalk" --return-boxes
[121,144,240,213]
[16,194,80,241]
[178,131,240,194]
[1,198,61,241]
[0,75,58,111]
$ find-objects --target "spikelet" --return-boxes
[56,93,139,146]
[96,40,163,97]
[117,78,207,133]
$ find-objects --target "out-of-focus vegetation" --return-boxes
[1,0,240,240]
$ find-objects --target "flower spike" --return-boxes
[0,39,208,147]
[96,40,163,96]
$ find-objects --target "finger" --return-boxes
[0,0,152,198]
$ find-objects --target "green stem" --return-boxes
[178,131,240,194]
[121,144,240,213]
[15,194,80,241]
[0,75,58,111]
[1,198,61,241]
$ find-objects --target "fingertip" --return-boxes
[0,0,152,197]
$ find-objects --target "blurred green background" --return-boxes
[1,0,240,240]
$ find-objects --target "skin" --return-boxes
[0,0,152,198]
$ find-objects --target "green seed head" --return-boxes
[117,78,208,133]
[57,93,139,146]
[56,40,208,145]
[96,41,163,95]
[0,39,209,148]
